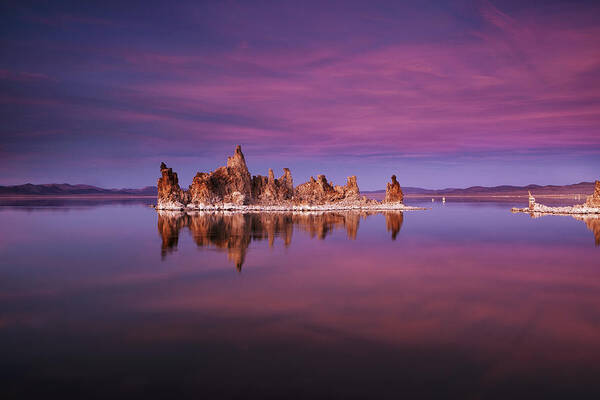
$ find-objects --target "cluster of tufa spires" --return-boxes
[157,145,404,210]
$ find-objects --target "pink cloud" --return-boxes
[3,0,599,188]
[98,7,600,158]
[0,69,51,82]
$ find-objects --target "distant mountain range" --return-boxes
[0,183,157,196]
[363,181,596,196]
[0,181,595,197]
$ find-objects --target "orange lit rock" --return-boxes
[384,175,403,204]
[157,162,187,209]
[585,180,600,207]
[157,146,413,210]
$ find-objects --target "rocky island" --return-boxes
[156,146,423,212]
[511,180,600,215]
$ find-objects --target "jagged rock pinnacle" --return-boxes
[384,175,403,203]
[585,180,600,207]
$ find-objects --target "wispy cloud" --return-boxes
[0,69,52,82]
[1,0,599,187]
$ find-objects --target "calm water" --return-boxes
[1,198,599,399]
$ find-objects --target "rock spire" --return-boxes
[384,175,403,203]
[585,180,600,207]
[157,162,188,209]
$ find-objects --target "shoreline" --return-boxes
[0,193,588,200]
[154,203,426,212]
[0,194,156,199]
[404,193,591,199]
[511,205,600,215]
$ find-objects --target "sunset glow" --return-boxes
[2,0,599,189]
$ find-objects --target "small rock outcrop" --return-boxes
[528,191,536,210]
[157,162,188,209]
[384,175,403,203]
[585,180,600,207]
[512,181,600,216]
[156,145,410,210]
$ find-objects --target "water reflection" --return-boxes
[157,210,403,269]
[578,216,600,246]
[528,212,600,246]
[3,200,600,398]
[0,197,154,209]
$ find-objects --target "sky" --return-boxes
[1,0,599,190]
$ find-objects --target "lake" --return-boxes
[1,197,599,399]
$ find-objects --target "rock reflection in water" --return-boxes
[528,212,600,246]
[158,211,403,269]
[385,212,403,240]
[576,216,600,246]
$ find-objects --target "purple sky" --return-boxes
[1,0,599,190]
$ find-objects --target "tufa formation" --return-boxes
[585,180,600,208]
[157,146,405,210]
[384,175,403,203]
[158,162,189,209]
[512,180,600,216]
